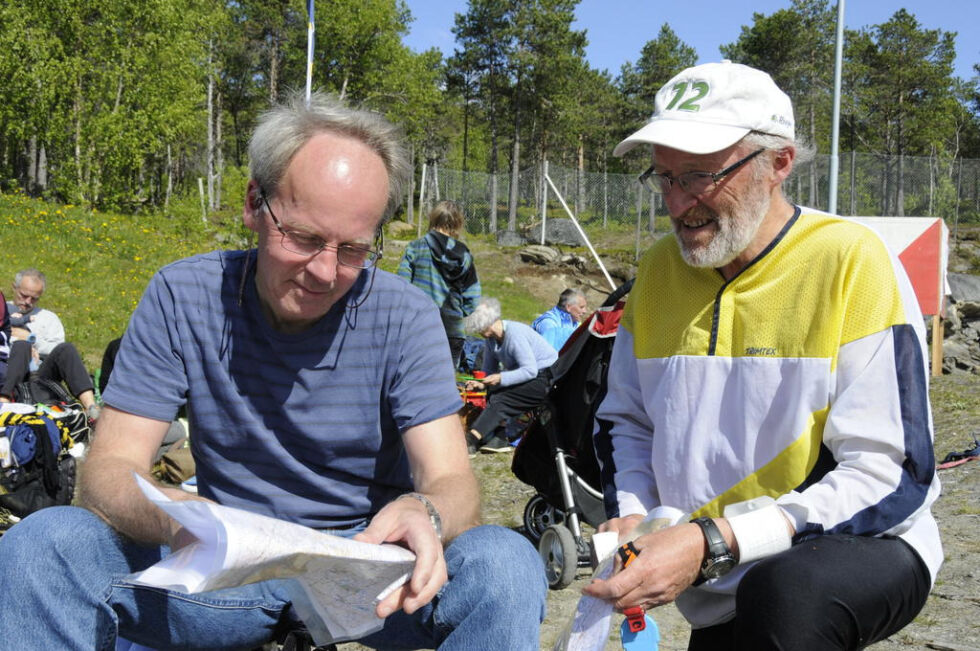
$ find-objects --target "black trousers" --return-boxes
[688,534,931,651]
[1,340,94,400]
[470,369,551,438]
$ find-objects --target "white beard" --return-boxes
[675,183,772,269]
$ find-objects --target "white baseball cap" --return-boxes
[613,60,795,157]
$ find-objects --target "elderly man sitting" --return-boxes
[531,288,588,352]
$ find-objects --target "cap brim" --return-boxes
[613,120,751,157]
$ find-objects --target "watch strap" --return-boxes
[397,492,443,541]
[691,516,733,583]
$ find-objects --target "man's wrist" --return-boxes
[396,492,443,542]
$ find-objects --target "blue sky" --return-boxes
[401,1,979,81]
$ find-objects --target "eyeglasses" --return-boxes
[260,192,381,269]
[638,149,765,196]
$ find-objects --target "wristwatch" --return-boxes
[397,492,443,542]
[691,517,736,583]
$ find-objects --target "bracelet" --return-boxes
[397,492,443,542]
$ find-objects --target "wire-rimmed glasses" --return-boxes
[260,191,381,269]
[638,149,765,196]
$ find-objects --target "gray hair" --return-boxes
[742,131,816,178]
[248,90,411,222]
[464,297,501,334]
[557,287,585,310]
[14,268,46,291]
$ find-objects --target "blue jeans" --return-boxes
[0,506,546,650]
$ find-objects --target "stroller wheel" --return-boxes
[539,525,578,590]
[523,494,566,543]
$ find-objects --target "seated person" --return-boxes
[464,297,557,454]
[1,269,99,419]
[0,91,546,650]
[531,287,588,352]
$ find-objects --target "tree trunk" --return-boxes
[406,144,415,225]
[433,161,440,201]
[214,88,224,210]
[490,172,498,234]
[206,41,215,214]
[165,143,173,209]
[507,133,520,231]
[808,104,817,206]
[26,136,37,194]
[36,142,47,192]
[73,84,84,203]
[268,35,279,102]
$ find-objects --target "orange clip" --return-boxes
[617,541,640,568]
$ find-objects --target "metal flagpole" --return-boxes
[305,1,315,106]
[828,0,845,214]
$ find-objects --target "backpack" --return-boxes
[14,377,75,406]
[12,377,90,446]
[0,409,77,518]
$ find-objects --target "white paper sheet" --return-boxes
[553,507,687,651]
[126,475,416,644]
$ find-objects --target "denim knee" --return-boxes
[447,524,547,610]
[0,506,93,565]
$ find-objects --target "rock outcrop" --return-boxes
[941,272,980,374]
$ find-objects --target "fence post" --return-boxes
[540,160,548,245]
[635,185,643,262]
[603,168,608,227]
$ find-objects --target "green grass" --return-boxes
[0,191,237,369]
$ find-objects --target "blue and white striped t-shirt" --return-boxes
[104,250,461,529]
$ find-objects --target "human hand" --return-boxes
[481,373,501,386]
[355,496,447,618]
[582,522,703,611]
[464,380,484,391]
[168,520,198,552]
[597,513,645,539]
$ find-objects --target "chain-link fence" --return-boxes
[414,152,980,251]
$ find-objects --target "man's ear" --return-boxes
[771,147,796,186]
[243,181,263,233]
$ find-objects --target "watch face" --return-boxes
[703,555,737,579]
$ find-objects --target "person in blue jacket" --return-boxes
[531,287,588,352]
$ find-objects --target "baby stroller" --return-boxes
[511,279,632,589]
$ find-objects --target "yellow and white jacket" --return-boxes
[594,207,942,627]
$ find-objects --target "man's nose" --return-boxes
[304,246,340,283]
[663,183,701,217]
